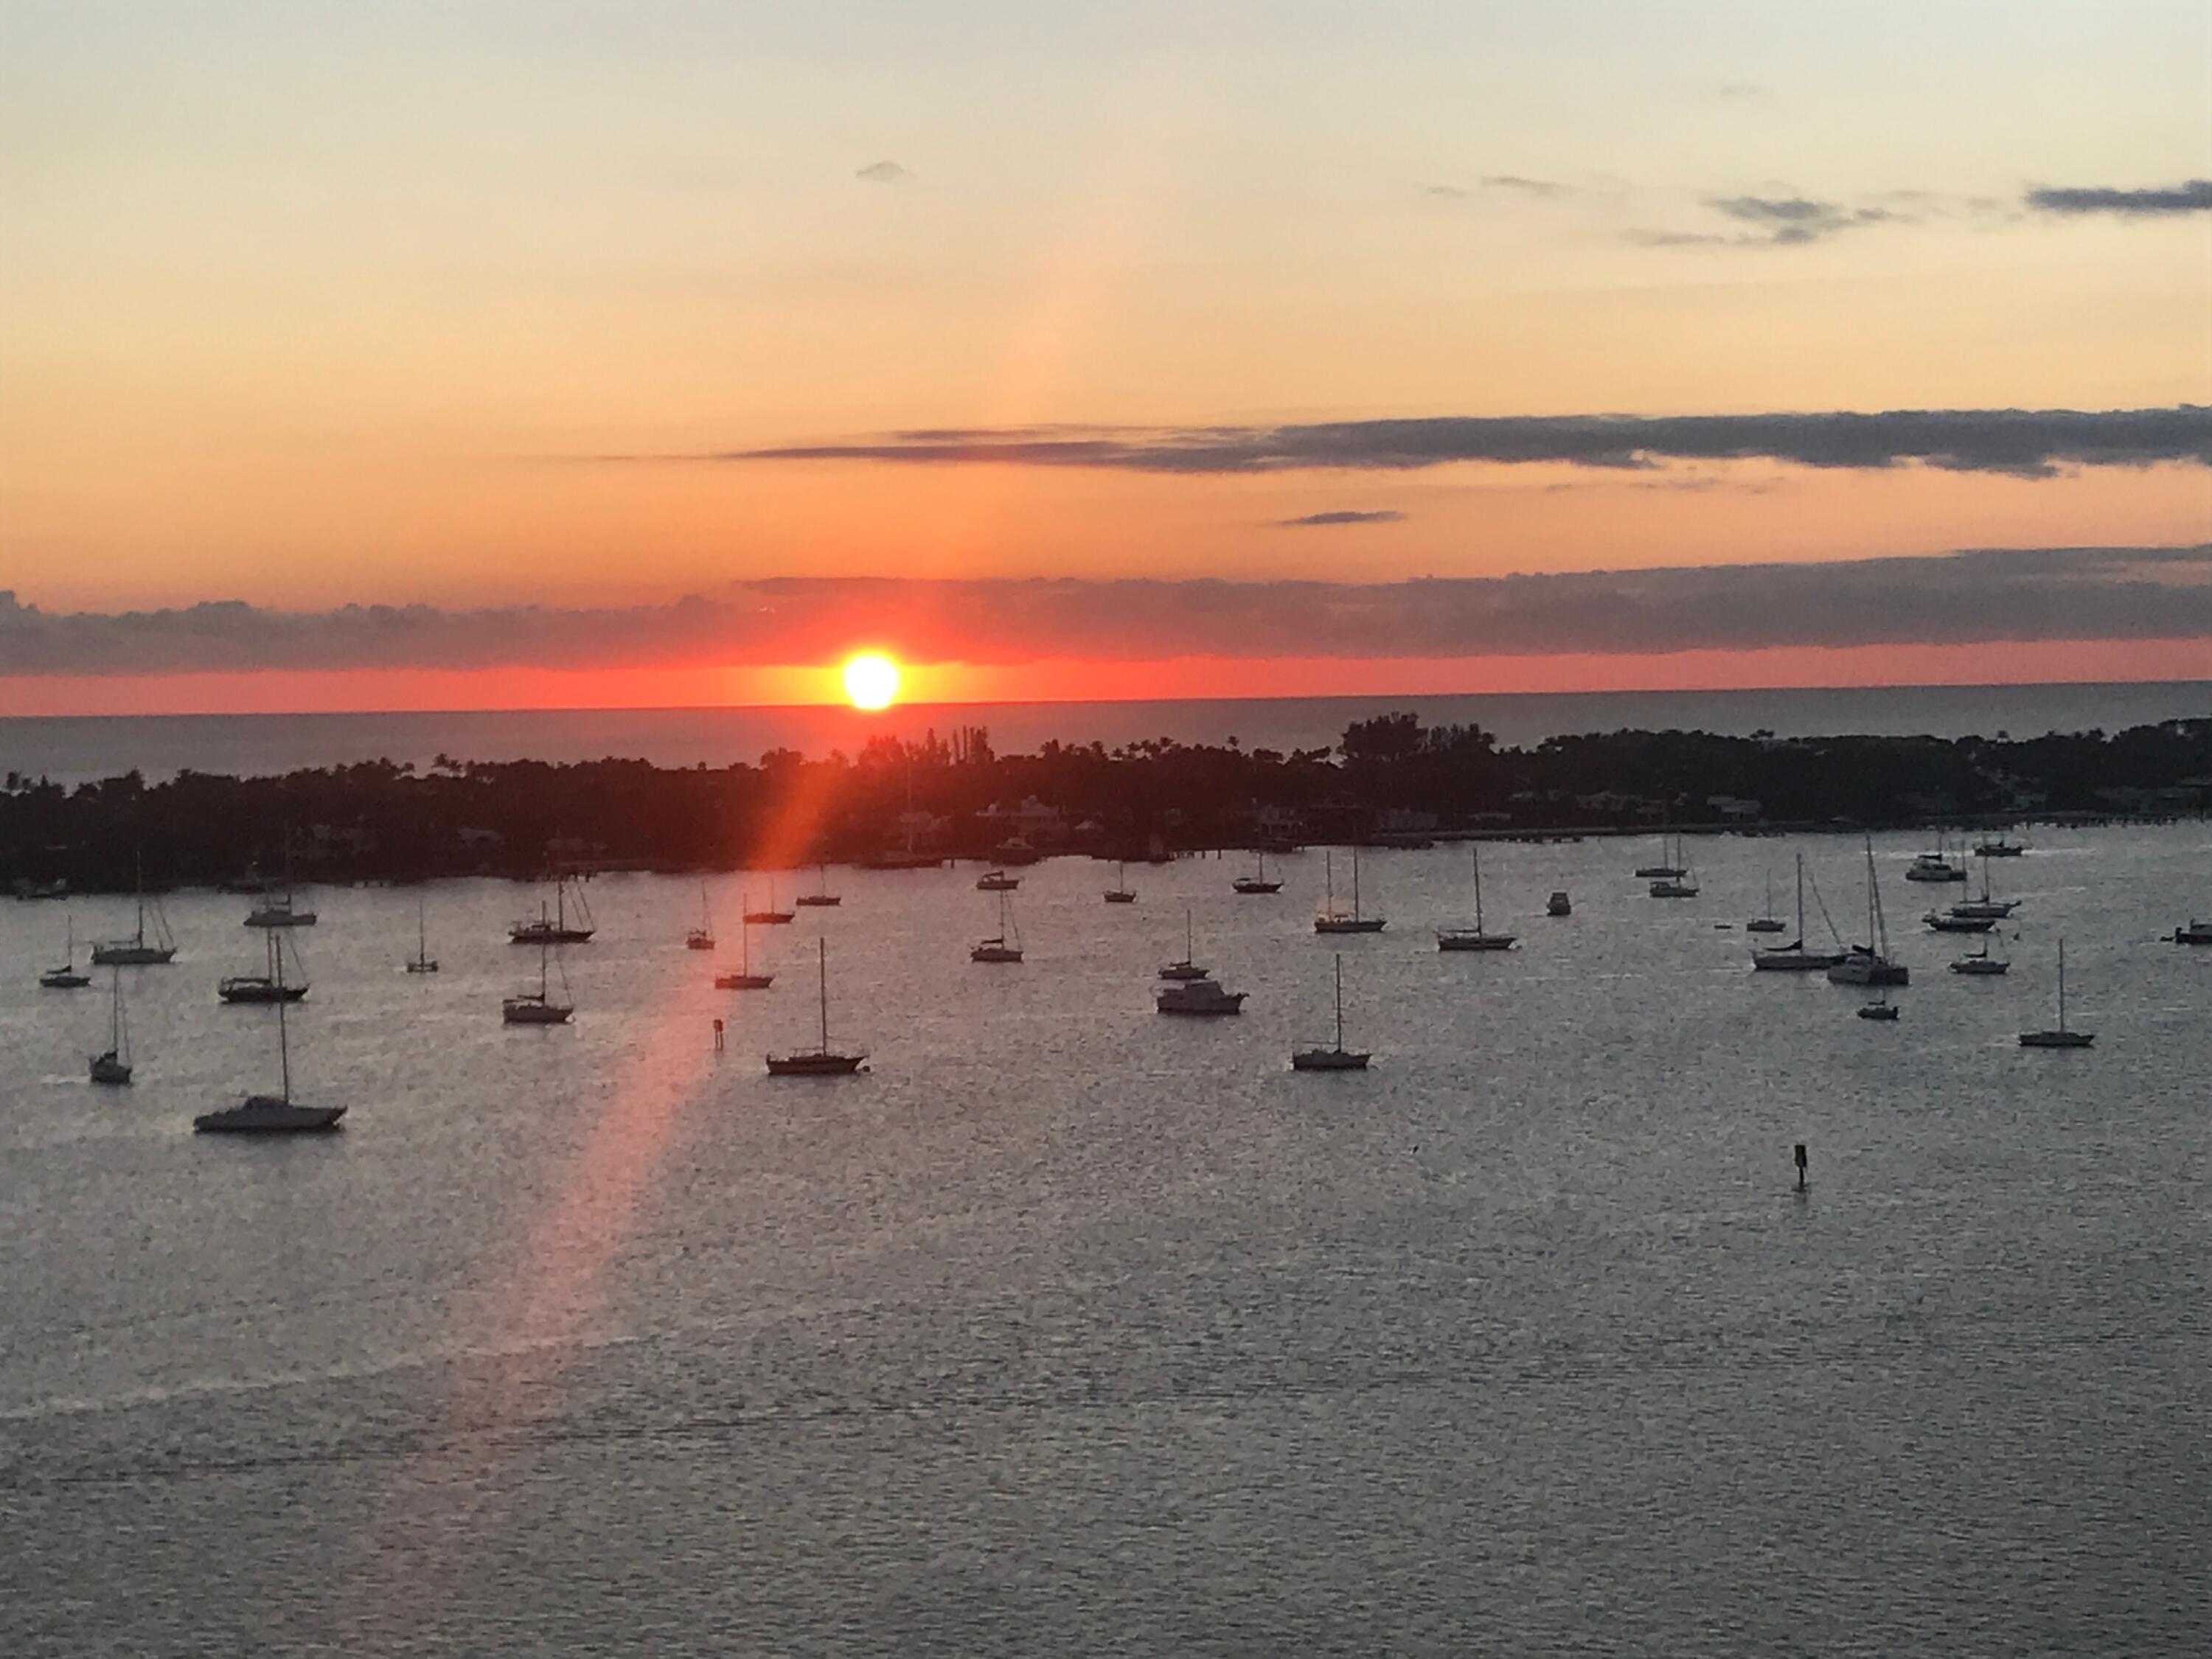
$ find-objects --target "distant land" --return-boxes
[5,712,2208,896]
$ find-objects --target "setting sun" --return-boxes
[841,651,901,711]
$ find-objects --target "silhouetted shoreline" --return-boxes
[5,712,2208,895]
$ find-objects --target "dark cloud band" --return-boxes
[2026,180,2212,216]
[5,546,2210,678]
[716,406,2210,478]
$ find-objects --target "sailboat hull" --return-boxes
[88,1054,133,1085]
[1755,949,1846,971]
[91,945,174,966]
[2019,1031,2093,1048]
[1291,1048,1370,1070]
[766,1051,866,1075]
[795,895,841,906]
[1828,954,1908,986]
[1232,879,1282,894]
[218,979,309,1004]
[40,971,91,990]
[510,925,594,944]
[1436,931,1515,950]
[1314,918,1385,934]
[502,998,573,1024]
[194,1097,345,1133]
[715,973,773,990]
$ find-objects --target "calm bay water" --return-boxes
[4,680,2210,783]
[3,827,2208,1653]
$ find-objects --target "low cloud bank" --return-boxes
[718,406,2210,478]
[5,546,2210,678]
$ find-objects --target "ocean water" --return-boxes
[4,680,2209,784]
[2,826,2208,1654]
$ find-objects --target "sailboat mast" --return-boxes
[1795,854,1805,939]
[1333,954,1344,1048]
[817,939,830,1048]
[1352,846,1362,920]
[134,851,147,945]
[2057,939,2067,1030]
[1472,846,1484,931]
[276,995,292,1102]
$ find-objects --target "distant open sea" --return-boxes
[4,681,2210,784]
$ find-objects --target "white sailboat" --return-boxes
[1753,855,1848,971]
[1159,907,1211,981]
[1292,955,1369,1069]
[1437,845,1515,950]
[40,916,91,989]
[686,883,716,950]
[503,939,574,1024]
[194,995,345,1132]
[715,899,775,990]
[91,854,177,965]
[971,886,1025,962]
[765,939,866,1074]
[2019,939,2094,1048]
[406,891,439,973]
[1315,846,1385,933]
[88,967,133,1085]
[1828,838,1907,985]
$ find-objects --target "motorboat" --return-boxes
[1905,834,1968,883]
[1546,890,1571,917]
[1291,956,1369,1069]
[1155,976,1245,1016]
[1974,837,2026,858]
[2171,920,2212,945]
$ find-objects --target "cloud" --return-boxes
[1276,509,1407,527]
[2025,179,2212,217]
[7,546,2211,678]
[1705,194,1896,245]
[701,406,2212,479]
[854,160,913,184]
[1481,175,1573,198]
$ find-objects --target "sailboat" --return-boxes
[1949,855,2020,921]
[1857,988,1900,1021]
[1292,955,1370,1069]
[1828,838,1907,985]
[765,939,866,1074]
[243,828,317,928]
[1437,845,1516,950]
[89,967,133,1085]
[1924,905,1994,933]
[406,891,439,973]
[1232,851,1282,894]
[796,863,841,907]
[1649,843,1700,899]
[971,886,1025,962]
[975,868,1020,891]
[686,883,716,950]
[1314,846,1385,933]
[219,928,310,1004]
[194,995,345,1132]
[39,917,91,989]
[1103,860,1136,904]
[91,854,177,965]
[1746,869,1787,933]
[1753,855,1847,970]
[510,868,595,944]
[502,940,574,1024]
[1974,835,2026,858]
[1634,810,1687,879]
[2020,939,2094,1047]
[1950,936,2009,975]
[1159,908,1211,981]
[714,899,775,990]
[744,877,796,924]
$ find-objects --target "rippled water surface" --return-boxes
[4,829,2208,1655]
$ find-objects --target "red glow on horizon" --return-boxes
[3,637,2209,719]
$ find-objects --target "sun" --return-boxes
[841,651,901,711]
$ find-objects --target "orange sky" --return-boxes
[1,2,2208,711]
